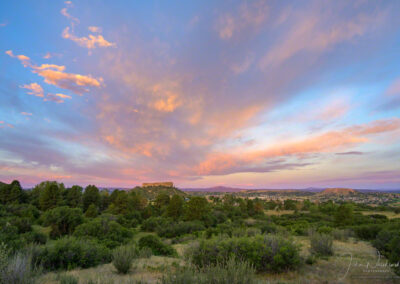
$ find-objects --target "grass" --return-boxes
[261,236,399,284]
[264,210,296,216]
[360,210,400,219]
[38,255,184,284]
[37,236,399,284]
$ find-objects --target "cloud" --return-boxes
[55,93,71,99]
[335,151,364,155]
[195,118,400,176]
[44,93,72,103]
[88,26,102,33]
[33,65,103,94]
[62,27,116,49]
[21,112,32,116]
[20,83,44,97]
[5,50,31,67]
[216,0,268,39]
[259,7,385,69]
[377,78,400,111]
[8,50,104,95]
[61,3,115,51]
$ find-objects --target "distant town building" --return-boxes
[142,182,174,188]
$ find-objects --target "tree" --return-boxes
[246,199,255,216]
[66,185,83,208]
[42,206,83,238]
[39,183,61,211]
[166,195,184,220]
[185,197,208,221]
[83,185,100,211]
[335,204,354,226]
[85,204,98,218]
[154,192,170,209]
[0,180,23,204]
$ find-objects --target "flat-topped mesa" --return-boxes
[142,182,174,188]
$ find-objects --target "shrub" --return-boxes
[59,274,79,284]
[353,224,382,240]
[187,235,300,273]
[74,216,133,249]
[310,233,333,256]
[36,236,111,271]
[141,217,171,232]
[157,221,205,238]
[112,244,137,274]
[160,256,258,284]
[138,247,153,258]
[373,229,400,275]
[0,252,37,284]
[42,206,83,239]
[332,229,352,241]
[138,235,176,256]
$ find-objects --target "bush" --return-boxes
[160,256,258,284]
[157,221,205,238]
[59,274,79,284]
[353,224,382,240]
[373,229,400,275]
[332,229,352,241]
[138,235,176,256]
[42,206,83,239]
[112,244,137,274]
[141,217,171,232]
[0,252,38,284]
[138,247,152,258]
[74,216,133,249]
[187,235,300,273]
[310,233,333,256]
[35,237,111,271]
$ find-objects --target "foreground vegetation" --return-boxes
[1,180,399,283]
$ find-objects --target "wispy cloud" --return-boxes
[20,83,44,97]
[7,50,104,95]
[61,2,115,51]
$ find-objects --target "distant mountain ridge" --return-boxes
[182,186,400,193]
[318,188,358,195]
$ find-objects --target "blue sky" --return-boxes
[0,0,400,189]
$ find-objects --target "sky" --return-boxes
[0,0,400,189]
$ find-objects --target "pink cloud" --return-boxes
[195,118,400,176]
[20,83,44,97]
[259,9,385,69]
[62,27,115,49]
[9,50,104,95]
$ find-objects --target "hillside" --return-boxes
[131,185,186,199]
[318,188,359,195]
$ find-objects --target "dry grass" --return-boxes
[38,255,185,284]
[37,236,399,284]
[360,211,400,219]
[260,236,399,284]
[264,210,296,216]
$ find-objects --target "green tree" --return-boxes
[85,204,98,218]
[335,204,354,226]
[154,192,170,209]
[246,199,255,216]
[83,185,100,211]
[42,206,83,238]
[185,197,208,221]
[39,183,61,211]
[166,195,184,220]
[66,185,83,208]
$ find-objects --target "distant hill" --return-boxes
[318,188,359,195]
[183,186,244,192]
[131,185,186,199]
